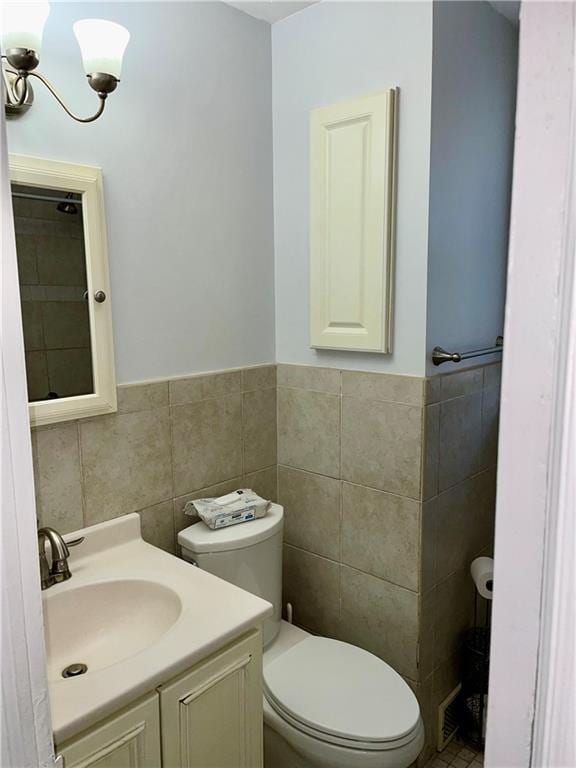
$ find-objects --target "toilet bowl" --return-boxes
[262,620,424,768]
[178,504,424,768]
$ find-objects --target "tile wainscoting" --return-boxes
[31,365,278,552]
[276,362,500,763]
[31,359,499,761]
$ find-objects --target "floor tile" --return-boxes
[424,741,483,768]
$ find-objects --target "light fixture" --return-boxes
[1,2,129,123]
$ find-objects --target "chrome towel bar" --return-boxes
[432,336,503,366]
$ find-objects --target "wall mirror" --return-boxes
[10,154,116,427]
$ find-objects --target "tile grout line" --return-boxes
[168,382,178,552]
[167,396,178,551]
[419,398,427,502]
[283,541,422,596]
[301,462,496,507]
[240,381,246,481]
[75,419,87,528]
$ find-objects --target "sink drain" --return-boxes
[62,663,88,679]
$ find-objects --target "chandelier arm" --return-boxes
[12,74,29,106]
[1,59,30,107]
[27,70,107,123]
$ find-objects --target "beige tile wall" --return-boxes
[277,364,428,682]
[419,363,500,757]
[31,365,277,554]
[277,361,500,762]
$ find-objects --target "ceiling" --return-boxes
[225,0,318,24]
[226,0,520,27]
[488,1,520,25]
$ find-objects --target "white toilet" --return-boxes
[178,504,424,768]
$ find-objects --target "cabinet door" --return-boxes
[310,89,398,352]
[159,630,263,768]
[57,693,161,768]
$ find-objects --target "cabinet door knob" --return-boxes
[94,290,106,303]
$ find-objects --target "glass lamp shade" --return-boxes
[73,19,130,80]
[0,1,50,54]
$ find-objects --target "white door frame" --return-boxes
[0,77,56,768]
[486,2,576,767]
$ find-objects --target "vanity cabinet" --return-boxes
[57,630,263,768]
[160,630,263,768]
[58,694,161,768]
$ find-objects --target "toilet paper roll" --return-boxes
[470,557,494,600]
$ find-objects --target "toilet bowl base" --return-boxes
[265,723,311,768]
[263,701,424,768]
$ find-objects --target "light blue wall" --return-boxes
[272,1,433,376]
[9,1,516,382]
[8,2,275,384]
[426,1,518,374]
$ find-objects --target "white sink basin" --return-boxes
[43,579,182,682]
[44,513,272,745]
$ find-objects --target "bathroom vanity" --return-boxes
[44,515,271,768]
[58,630,262,767]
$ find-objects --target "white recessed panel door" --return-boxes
[310,89,398,352]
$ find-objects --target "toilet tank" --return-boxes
[178,504,283,646]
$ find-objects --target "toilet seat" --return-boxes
[263,635,421,752]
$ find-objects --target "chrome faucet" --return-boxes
[38,527,84,590]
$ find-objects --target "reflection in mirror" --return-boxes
[12,184,94,402]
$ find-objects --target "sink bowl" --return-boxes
[43,579,182,682]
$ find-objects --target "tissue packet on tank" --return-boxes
[184,488,270,530]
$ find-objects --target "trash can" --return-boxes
[458,626,490,749]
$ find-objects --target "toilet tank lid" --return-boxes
[178,503,284,554]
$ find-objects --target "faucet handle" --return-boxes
[66,536,85,547]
